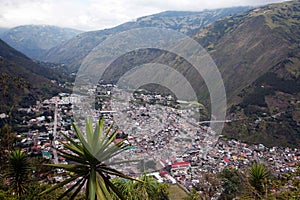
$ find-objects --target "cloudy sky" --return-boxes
[0,0,288,31]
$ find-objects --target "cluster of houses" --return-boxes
[16,94,74,161]
[93,86,300,190]
[109,88,215,162]
[155,139,300,191]
[12,86,300,192]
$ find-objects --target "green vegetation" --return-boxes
[238,163,300,200]
[6,150,31,198]
[169,185,189,199]
[0,39,66,117]
[248,163,270,197]
[219,168,243,200]
[113,174,169,200]
[240,87,275,108]
[0,1,299,199]
[183,188,200,200]
[185,164,300,200]
[195,0,300,110]
[0,122,300,199]
[41,118,139,199]
[225,55,300,147]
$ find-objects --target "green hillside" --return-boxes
[224,49,300,147]
[0,39,65,117]
[192,0,300,147]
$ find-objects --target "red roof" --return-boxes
[223,158,231,163]
[160,171,168,175]
[171,161,190,169]
[114,138,123,143]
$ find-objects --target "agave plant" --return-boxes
[7,149,31,198]
[40,118,139,199]
[249,163,269,196]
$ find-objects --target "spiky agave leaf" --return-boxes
[40,117,141,199]
[249,163,269,195]
[7,149,31,197]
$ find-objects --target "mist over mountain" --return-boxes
[39,7,252,73]
[0,25,82,60]
[0,27,8,35]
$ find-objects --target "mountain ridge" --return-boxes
[40,7,252,72]
[0,25,83,60]
[0,39,66,115]
[79,0,300,147]
[192,0,300,147]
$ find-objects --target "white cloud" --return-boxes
[0,0,288,31]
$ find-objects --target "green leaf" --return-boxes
[86,118,94,147]
[92,118,101,151]
[99,172,125,200]
[56,148,87,164]
[39,174,81,196]
[41,118,139,199]
[57,177,84,200]
[71,122,90,152]
[95,173,111,200]
[88,169,96,200]
[70,175,88,199]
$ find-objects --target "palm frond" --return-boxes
[40,117,138,199]
[6,149,31,197]
[40,173,82,195]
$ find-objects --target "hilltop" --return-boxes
[0,25,82,60]
[39,7,251,73]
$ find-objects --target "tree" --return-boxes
[0,124,17,170]
[219,167,243,200]
[6,149,31,198]
[248,163,269,197]
[40,118,140,199]
[0,124,16,151]
[25,183,85,200]
[112,174,169,200]
[133,174,168,200]
[0,72,30,125]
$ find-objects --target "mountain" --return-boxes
[0,27,8,35]
[0,25,83,60]
[192,1,300,147]
[40,7,252,73]
[0,39,66,115]
[79,1,299,147]
[224,55,300,147]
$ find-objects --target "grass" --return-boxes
[169,184,188,200]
